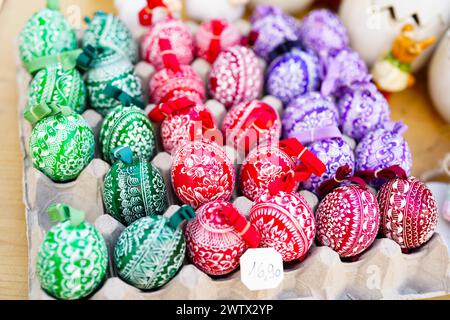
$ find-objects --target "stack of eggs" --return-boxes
[21,0,438,299]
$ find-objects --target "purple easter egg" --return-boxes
[298,9,349,58]
[338,83,391,141]
[251,14,298,61]
[355,122,412,176]
[250,4,287,24]
[303,137,355,194]
[282,92,339,142]
[266,49,320,106]
[321,48,372,98]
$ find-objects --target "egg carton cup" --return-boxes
[16,42,450,300]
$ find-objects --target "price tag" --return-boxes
[240,248,284,291]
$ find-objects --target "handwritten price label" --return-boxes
[240,248,284,291]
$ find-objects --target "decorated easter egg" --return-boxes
[195,19,241,63]
[29,113,95,182]
[114,206,194,290]
[298,9,349,58]
[103,148,167,226]
[250,190,316,262]
[100,105,157,164]
[266,49,320,106]
[282,92,339,144]
[149,65,205,104]
[338,83,391,141]
[148,98,218,154]
[316,184,380,257]
[19,0,77,74]
[28,63,86,115]
[141,18,194,70]
[321,48,372,98]
[85,52,144,117]
[208,46,264,109]
[250,10,299,61]
[378,176,438,250]
[185,201,258,275]
[303,137,355,193]
[83,11,138,64]
[171,141,235,209]
[36,204,108,300]
[355,122,412,176]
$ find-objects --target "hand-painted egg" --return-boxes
[184,201,247,275]
[338,83,391,141]
[250,190,316,262]
[266,49,320,106]
[149,65,205,105]
[298,9,349,58]
[171,141,235,208]
[316,184,380,258]
[208,46,264,109]
[141,18,194,70]
[355,122,412,177]
[303,138,355,193]
[222,100,282,153]
[378,177,438,250]
[282,92,339,143]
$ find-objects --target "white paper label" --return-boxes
[240,248,284,291]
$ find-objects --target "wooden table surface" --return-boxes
[0,0,448,300]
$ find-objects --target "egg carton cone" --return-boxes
[16,39,450,300]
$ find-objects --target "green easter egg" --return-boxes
[28,63,86,115]
[83,11,138,64]
[114,215,186,290]
[86,52,143,117]
[19,3,77,74]
[29,113,95,182]
[36,206,108,300]
[103,157,168,225]
[99,106,156,164]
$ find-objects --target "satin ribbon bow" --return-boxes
[279,138,326,177]
[207,20,226,63]
[104,84,145,109]
[268,164,313,196]
[240,103,278,152]
[355,165,408,183]
[24,102,72,125]
[159,38,182,73]
[291,126,342,145]
[168,205,196,229]
[111,146,134,165]
[317,164,367,199]
[139,0,171,26]
[148,97,197,122]
[219,206,261,248]
[47,203,85,227]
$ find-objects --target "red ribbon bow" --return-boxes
[148,97,197,122]
[317,164,367,199]
[159,38,181,73]
[207,20,226,63]
[139,0,170,26]
[279,138,326,177]
[355,165,408,183]
[268,164,313,196]
[188,110,218,141]
[219,206,261,248]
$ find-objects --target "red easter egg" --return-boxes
[171,140,235,208]
[160,102,217,154]
[240,143,298,201]
[142,18,194,70]
[249,191,316,262]
[195,19,241,63]
[149,64,205,104]
[316,185,380,258]
[208,45,263,108]
[185,201,247,276]
[377,177,438,250]
[222,100,281,154]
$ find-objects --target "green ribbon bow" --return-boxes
[48,203,86,227]
[25,49,83,74]
[24,102,72,125]
[104,84,145,109]
[168,205,196,229]
[112,146,134,164]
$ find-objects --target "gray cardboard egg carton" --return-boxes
[16,20,450,299]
